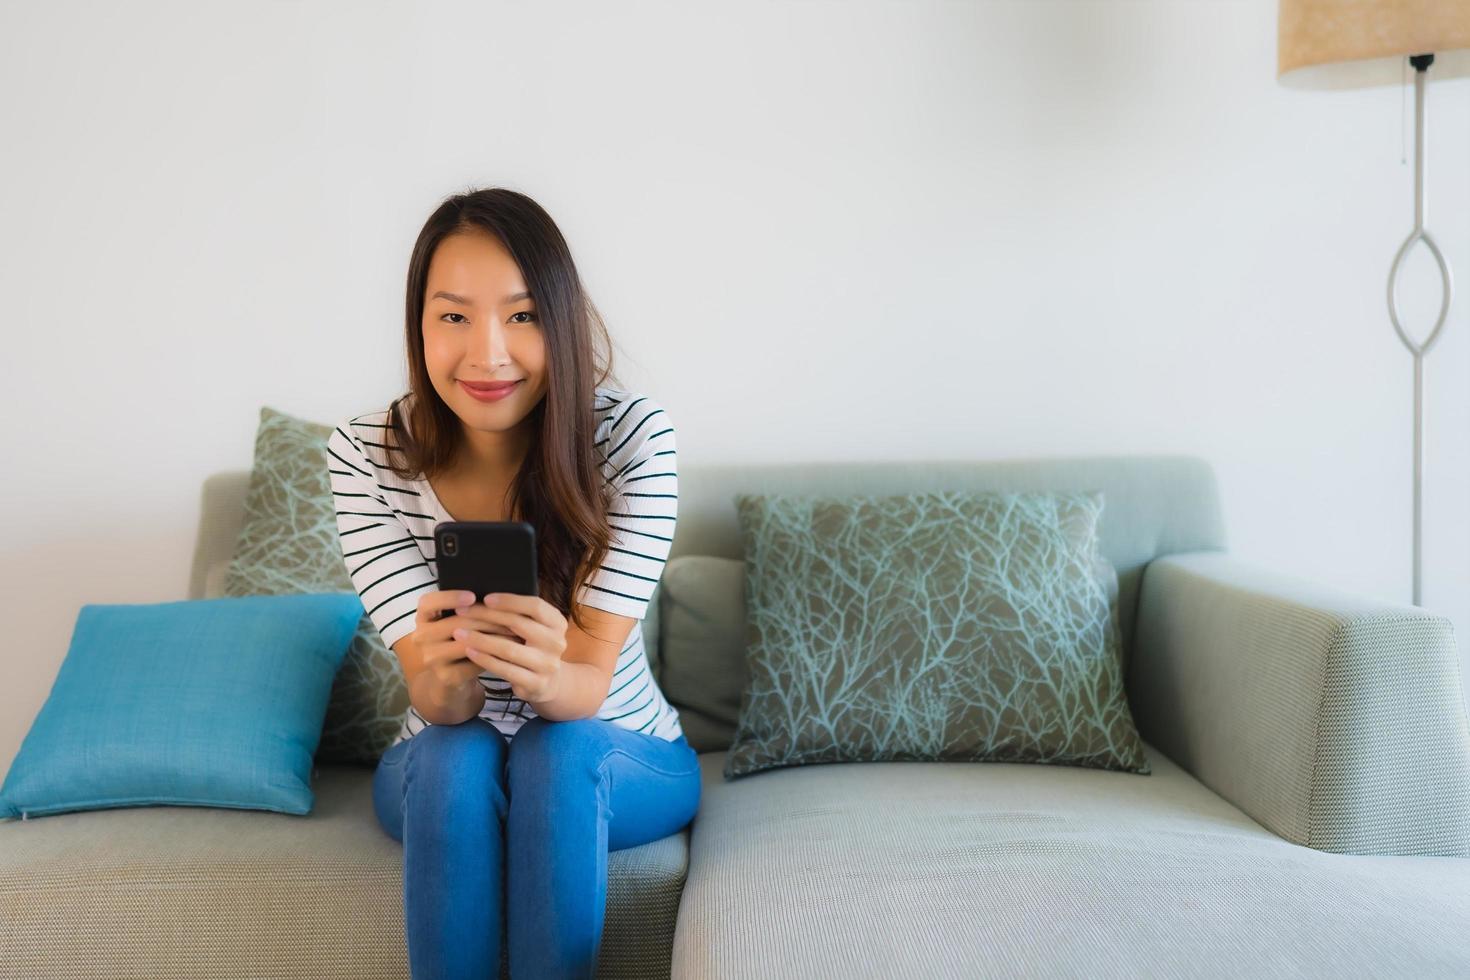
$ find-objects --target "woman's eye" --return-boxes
[511,311,537,323]
[442,313,467,324]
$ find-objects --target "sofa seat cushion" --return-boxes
[673,741,1470,978]
[0,765,688,979]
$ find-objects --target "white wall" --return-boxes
[3,0,1468,775]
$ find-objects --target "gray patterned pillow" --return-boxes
[223,406,408,766]
[725,489,1151,780]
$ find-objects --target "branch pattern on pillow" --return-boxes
[725,489,1151,780]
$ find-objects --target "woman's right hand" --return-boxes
[410,590,514,703]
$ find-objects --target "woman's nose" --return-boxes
[470,318,511,367]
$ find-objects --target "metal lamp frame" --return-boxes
[1388,53,1452,606]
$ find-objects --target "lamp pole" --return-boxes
[1386,52,1452,606]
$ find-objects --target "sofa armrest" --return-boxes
[1130,550,1470,856]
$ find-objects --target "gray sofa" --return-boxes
[3,455,1469,979]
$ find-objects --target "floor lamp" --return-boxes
[1278,1,1470,606]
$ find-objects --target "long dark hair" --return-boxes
[382,187,621,634]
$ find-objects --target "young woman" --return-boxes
[326,187,700,979]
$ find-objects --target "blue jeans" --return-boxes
[371,714,702,980]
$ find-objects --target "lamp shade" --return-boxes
[1279,0,1470,88]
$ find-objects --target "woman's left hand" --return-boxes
[451,593,569,704]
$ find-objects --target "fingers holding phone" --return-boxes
[411,590,503,697]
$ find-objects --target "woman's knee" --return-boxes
[406,718,511,794]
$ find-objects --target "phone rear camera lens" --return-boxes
[443,534,458,556]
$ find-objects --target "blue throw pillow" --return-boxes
[0,593,363,821]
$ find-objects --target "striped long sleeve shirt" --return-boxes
[326,386,684,745]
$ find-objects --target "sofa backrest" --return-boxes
[666,454,1224,644]
[191,455,1226,751]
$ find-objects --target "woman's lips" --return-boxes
[458,379,522,402]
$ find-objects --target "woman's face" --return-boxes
[421,229,548,446]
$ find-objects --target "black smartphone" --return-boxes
[433,521,538,619]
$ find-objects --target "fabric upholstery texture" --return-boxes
[0,766,687,979]
[724,490,1150,779]
[1131,550,1470,857]
[0,594,361,821]
[223,405,413,766]
[673,742,1470,978]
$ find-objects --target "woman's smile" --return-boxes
[458,379,522,403]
